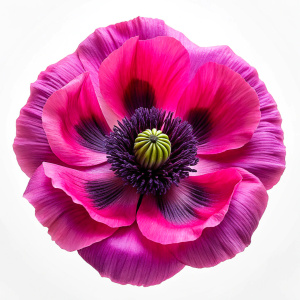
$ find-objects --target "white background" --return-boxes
[1,0,299,299]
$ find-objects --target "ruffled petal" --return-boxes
[193,124,286,190]
[137,169,242,244]
[77,16,201,89]
[77,17,198,127]
[42,163,139,228]
[170,169,268,268]
[186,45,285,126]
[186,45,285,188]
[13,53,85,177]
[98,36,189,119]
[24,164,116,251]
[176,62,260,154]
[78,223,184,286]
[42,72,110,167]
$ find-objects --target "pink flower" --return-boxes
[14,17,285,286]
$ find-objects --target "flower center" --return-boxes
[134,129,171,170]
[105,107,198,195]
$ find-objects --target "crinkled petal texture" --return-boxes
[98,36,190,119]
[14,53,85,177]
[193,126,286,190]
[42,72,110,167]
[169,169,268,268]
[24,164,117,251]
[187,45,285,189]
[137,169,242,244]
[41,163,139,228]
[176,62,260,154]
[76,17,200,127]
[78,223,184,286]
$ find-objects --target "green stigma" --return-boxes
[134,128,171,170]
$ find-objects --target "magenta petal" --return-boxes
[137,169,242,244]
[193,125,286,190]
[186,45,285,188]
[13,53,85,177]
[77,17,196,126]
[42,163,139,228]
[24,164,116,251]
[176,62,260,154]
[77,17,173,94]
[78,223,184,286]
[77,17,194,90]
[42,72,110,167]
[98,36,190,119]
[170,169,268,268]
[187,44,284,130]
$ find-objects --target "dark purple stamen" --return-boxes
[106,107,199,195]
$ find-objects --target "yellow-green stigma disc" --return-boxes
[134,128,171,170]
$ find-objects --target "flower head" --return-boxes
[14,17,286,286]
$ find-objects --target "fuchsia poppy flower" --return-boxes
[14,17,286,286]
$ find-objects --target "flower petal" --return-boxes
[137,169,242,244]
[192,124,286,190]
[77,17,173,91]
[170,169,268,268]
[42,72,110,167]
[78,223,184,286]
[186,45,285,188]
[24,164,116,251]
[42,163,139,228]
[98,36,190,119]
[176,62,260,154]
[13,53,85,177]
[77,17,197,127]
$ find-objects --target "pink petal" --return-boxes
[186,44,285,126]
[13,53,85,177]
[170,169,268,268]
[137,169,242,244]
[77,17,198,127]
[98,36,190,119]
[176,62,261,154]
[193,125,286,190]
[42,163,139,228]
[24,164,116,251]
[78,223,184,286]
[42,72,110,167]
[186,45,285,188]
